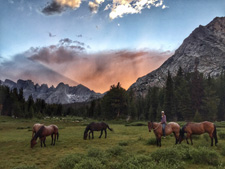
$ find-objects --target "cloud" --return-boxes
[29,38,87,64]
[0,53,78,87]
[42,1,65,15]
[88,0,105,13]
[28,43,172,92]
[105,0,167,20]
[42,0,81,15]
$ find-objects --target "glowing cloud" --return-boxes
[88,0,105,13]
[105,0,166,20]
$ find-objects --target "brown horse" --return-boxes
[148,121,180,147]
[31,124,59,148]
[32,123,44,138]
[179,121,218,146]
[83,122,113,140]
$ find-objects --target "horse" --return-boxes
[148,121,180,147]
[31,124,59,148]
[83,122,113,140]
[179,121,218,146]
[32,123,44,138]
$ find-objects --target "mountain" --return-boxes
[0,79,103,104]
[129,17,225,96]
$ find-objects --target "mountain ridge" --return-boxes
[0,79,103,104]
[129,17,225,96]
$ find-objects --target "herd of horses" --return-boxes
[30,121,218,148]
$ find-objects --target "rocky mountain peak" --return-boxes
[1,79,103,104]
[129,17,225,96]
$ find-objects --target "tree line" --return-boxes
[0,67,225,121]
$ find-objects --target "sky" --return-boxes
[0,0,224,93]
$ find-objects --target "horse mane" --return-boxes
[180,123,189,137]
[32,125,45,141]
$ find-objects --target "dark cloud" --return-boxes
[59,38,73,45]
[77,34,82,38]
[42,1,65,15]
[48,32,56,37]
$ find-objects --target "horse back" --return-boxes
[186,121,214,134]
[33,123,44,132]
[166,122,180,133]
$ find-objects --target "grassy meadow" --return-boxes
[1,116,225,169]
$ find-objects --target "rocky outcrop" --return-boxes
[129,17,225,96]
[1,79,103,104]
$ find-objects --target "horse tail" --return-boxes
[107,125,113,132]
[213,124,218,145]
[57,132,59,141]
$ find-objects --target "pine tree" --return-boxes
[164,71,175,120]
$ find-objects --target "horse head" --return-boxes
[148,121,153,132]
[30,139,37,148]
[83,128,88,140]
[178,129,185,143]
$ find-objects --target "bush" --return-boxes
[146,138,157,145]
[54,153,83,169]
[13,165,39,169]
[118,141,128,146]
[190,146,220,166]
[218,132,225,139]
[106,146,123,156]
[87,148,106,159]
[203,134,209,141]
[73,158,106,169]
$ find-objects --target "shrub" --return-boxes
[203,134,209,141]
[218,132,225,139]
[106,146,123,156]
[13,165,39,169]
[190,146,220,166]
[146,138,157,145]
[73,158,106,169]
[54,153,83,169]
[118,141,128,146]
[87,148,106,159]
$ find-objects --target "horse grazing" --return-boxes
[148,121,180,147]
[179,121,218,146]
[31,124,59,148]
[83,122,113,140]
[32,123,44,138]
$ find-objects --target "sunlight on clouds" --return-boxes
[55,0,81,9]
[88,0,105,13]
[105,0,166,20]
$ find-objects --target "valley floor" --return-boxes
[0,116,225,169]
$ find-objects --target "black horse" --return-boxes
[83,122,113,140]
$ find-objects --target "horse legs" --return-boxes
[186,133,190,144]
[190,135,193,145]
[209,133,213,146]
[92,131,94,139]
[51,134,53,145]
[105,129,107,138]
[54,133,56,145]
[41,139,43,147]
[156,138,158,146]
[159,137,161,147]
[99,130,103,138]
[89,131,91,139]
[43,137,46,147]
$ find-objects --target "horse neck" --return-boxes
[33,126,44,140]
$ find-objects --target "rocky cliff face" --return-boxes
[129,17,225,96]
[1,79,103,104]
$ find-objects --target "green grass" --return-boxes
[0,116,225,169]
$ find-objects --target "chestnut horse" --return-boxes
[32,123,44,138]
[31,124,59,148]
[148,121,180,147]
[83,122,113,140]
[179,121,218,146]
